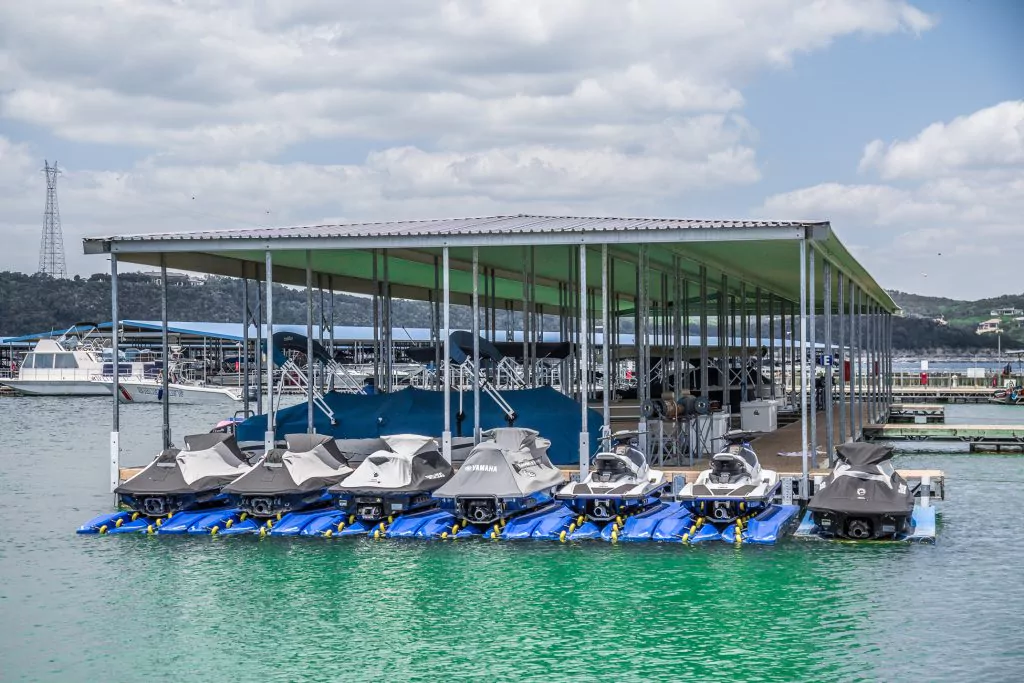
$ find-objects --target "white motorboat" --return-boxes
[0,324,144,396]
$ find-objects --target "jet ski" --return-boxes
[432,427,564,533]
[556,430,667,523]
[678,430,780,523]
[330,434,454,525]
[668,430,798,544]
[222,433,353,521]
[806,442,915,540]
[76,433,252,534]
[115,433,250,518]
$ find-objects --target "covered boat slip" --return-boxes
[84,214,903,501]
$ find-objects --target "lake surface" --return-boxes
[1,398,1023,681]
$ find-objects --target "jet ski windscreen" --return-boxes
[835,442,896,469]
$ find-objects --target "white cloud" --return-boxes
[761,101,1024,299]
[859,100,1024,179]
[0,1,936,274]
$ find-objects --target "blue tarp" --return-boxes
[236,386,602,465]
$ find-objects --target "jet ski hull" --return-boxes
[556,482,669,523]
[438,487,559,527]
[233,490,333,518]
[119,490,229,518]
[335,490,440,524]
[807,509,912,540]
[795,505,935,543]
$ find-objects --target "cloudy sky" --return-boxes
[1,0,1021,298]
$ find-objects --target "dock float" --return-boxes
[864,423,1024,452]
[889,404,945,424]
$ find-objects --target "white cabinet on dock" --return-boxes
[689,411,731,456]
[741,400,778,433]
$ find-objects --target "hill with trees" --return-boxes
[1,271,1019,352]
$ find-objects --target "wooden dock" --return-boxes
[864,423,1024,451]
[889,403,945,424]
[891,386,995,404]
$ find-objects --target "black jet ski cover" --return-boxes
[807,443,914,517]
[116,433,249,496]
[433,428,564,498]
[223,433,352,495]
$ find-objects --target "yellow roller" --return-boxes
[146,524,154,535]
[115,518,123,528]
[493,524,501,536]
[324,529,333,538]
[98,525,108,534]
[259,526,267,537]
[373,529,381,540]
[615,515,623,526]
[130,512,139,521]
[156,518,163,527]
[387,515,394,524]
[225,519,233,529]
[489,530,498,540]
[276,512,282,521]
[348,514,356,525]
[577,515,585,526]
[568,522,576,533]
[451,523,459,536]
[210,526,219,535]
[266,519,273,529]
[441,531,449,540]
[337,521,346,532]
[611,529,618,543]
[239,512,248,522]
[559,530,567,543]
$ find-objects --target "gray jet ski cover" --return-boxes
[117,433,250,495]
[333,434,453,493]
[224,433,352,495]
[807,442,914,516]
[433,427,564,498]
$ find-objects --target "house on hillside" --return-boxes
[977,318,1001,335]
[934,315,948,326]
[990,307,1022,317]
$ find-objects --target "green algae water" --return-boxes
[2,398,1024,681]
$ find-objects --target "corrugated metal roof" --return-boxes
[92,214,824,243]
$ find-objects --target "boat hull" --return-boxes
[0,379,110,396]
[105,380,241,404]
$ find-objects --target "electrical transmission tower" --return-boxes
[39,160,67,278]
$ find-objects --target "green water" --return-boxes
[2,398,1023,681]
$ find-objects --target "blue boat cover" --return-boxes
[236,386,602,465]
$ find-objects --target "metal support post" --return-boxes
[601,245,610,436]
[264,250,275,453]
[110,254,120,494]
[442,247,452,461]
[770,292,774,401]
[809,245,817,470]
[799,239,809,499]
[242,274,250,416]
[306,250,315,433]
[837,270,846,445]
[823,259,834,463]
[160,255,171,451]
[579,244,590,476]
[472,247,481,443]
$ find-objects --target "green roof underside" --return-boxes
[82,216,896,315]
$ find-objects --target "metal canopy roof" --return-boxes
[82,214,897,314]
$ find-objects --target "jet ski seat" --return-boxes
[593,456,629,482]
[710,457,748,484]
